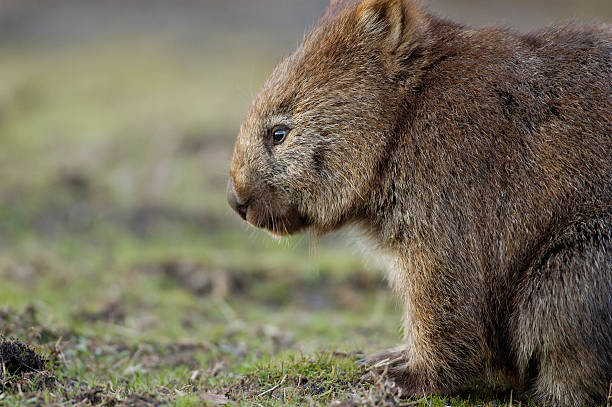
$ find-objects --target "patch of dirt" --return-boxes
[139,259,387,311]
[1,370,58,393]
[0,312,227,405]
[74,388,165,406]
[0,338,47,374]
[120,393,165,407]
[75,386,107,405]
[0,337,171,405]
[255,325,294,351]
[57,169,92,198]
[225,376,261,401]
[0,338,58,395]
[76,301,126,324]
[157,260,241,299]
[141,341,209,370]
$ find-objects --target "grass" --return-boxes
[0,35,539,406]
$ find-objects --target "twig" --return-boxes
[257,374,287,398]
[606,380,611,407]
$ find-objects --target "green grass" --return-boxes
[0,37,536,406]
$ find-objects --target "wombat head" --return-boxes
[228,0,428,236]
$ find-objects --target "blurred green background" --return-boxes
[0,1,610,405]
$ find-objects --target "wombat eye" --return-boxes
[270,125,290,145]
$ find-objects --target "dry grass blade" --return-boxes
[402,397,428,406]
[257,374,288,398]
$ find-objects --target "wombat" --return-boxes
[227,0,612,405]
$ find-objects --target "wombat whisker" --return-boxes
[308,233,320,258]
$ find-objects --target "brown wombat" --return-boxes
[227,0,612,405]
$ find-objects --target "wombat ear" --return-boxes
[356,0,427,57]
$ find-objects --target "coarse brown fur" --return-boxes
[227,0,612,405]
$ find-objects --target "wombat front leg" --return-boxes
[360,303,484,398]
[360,341,454,398]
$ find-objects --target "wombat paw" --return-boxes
[356,344,410,371]
[358,345,433,398]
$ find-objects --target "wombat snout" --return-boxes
[226,178,248,220]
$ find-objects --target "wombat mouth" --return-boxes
[256,211,310,237]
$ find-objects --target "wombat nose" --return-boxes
[227,178,248,221]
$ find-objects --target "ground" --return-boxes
[1,2,609,406]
